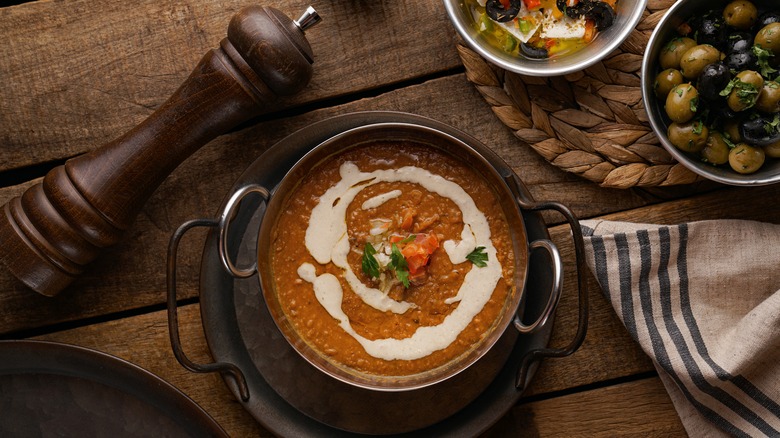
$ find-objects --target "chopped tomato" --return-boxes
[400,208,416,230]
[545,38,557,50]
[500,0,511,7]
[522,0,541,10]
[400,233,439,275]
[583,20,596,43]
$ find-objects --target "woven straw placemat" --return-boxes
[458,0,702,188]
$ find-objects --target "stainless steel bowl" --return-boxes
[641,0,780,186]
[444,0,647,76]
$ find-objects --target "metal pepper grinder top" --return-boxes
[0,6,321,297]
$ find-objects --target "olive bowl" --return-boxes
[641,0,780,186]
[443,0,647,76]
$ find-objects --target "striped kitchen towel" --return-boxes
[581,219,780,437]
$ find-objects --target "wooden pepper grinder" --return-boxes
[0,5,321,296]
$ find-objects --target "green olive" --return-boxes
[727,70,764,112]
[665,83,699,123]
[659,37,697,70]
[756,81,780,113]
[723,0,758,30]
[668,120,708,153]
[729,143,765,174]
[723,120,742,143]
[701,131,730,165]
[764,139,780,158]
[679,44,721,80]
[654,69,684,99]
[755,23,780,56]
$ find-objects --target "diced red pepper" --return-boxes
[522,0,542,10]
[500,0,511,7]
[400,233,439,275]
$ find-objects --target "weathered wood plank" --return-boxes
[486,377,687,437]
[0,74,652,335]
[0,0,463,172]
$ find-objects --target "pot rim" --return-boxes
[254,122,530,392]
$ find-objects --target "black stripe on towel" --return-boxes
[588,233,614,303]
[673,225,780,427]
[635,229,748,437]
[615,233,638,338]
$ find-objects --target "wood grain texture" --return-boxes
[0,0,462,172]
[485,377,686,437]
[0,4,319,297]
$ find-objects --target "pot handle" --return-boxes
[506,174,589,391]
[513,238,562,334]
[167,218,251,401]
[218,185,270,278]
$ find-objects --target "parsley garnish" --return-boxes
[361,243,380,279]
[720,77,759,105]
[765,114,780,135]
[390,243,410,287]
[466,246,489,267]
[692,120,704,135]
[722,132,737,149]
[753,45,778,78]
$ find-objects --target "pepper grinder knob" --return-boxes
[0,6,321,296]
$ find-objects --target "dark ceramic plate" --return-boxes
[0,340,227,437]
[194,111,559,436]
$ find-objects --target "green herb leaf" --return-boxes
[753,44,778,78]
[689,95,698,113]
[720,78,737,97]
[722,77,760,106]
[361,243,380,279]
[466,246,489,268]
[390,243,410,288]
[692,120,704,135]
[399,234,416,244]
[722,132,737,149]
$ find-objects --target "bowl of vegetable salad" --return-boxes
[444,0,647,76]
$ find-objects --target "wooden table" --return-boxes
[2,0,778,436]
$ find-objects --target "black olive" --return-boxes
[486,0,521,22]
[521,42,549,59]
[697,13,728,51]
[563,0,614,30]
[586,2,615,30]
[755,11,780,30]
[724,32,753,54]
[704,103,739,126]
[725,50,758,71]
[739,116,780,146]
[698,62,732,101]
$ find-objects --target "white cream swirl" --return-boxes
[299,161,502,360]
